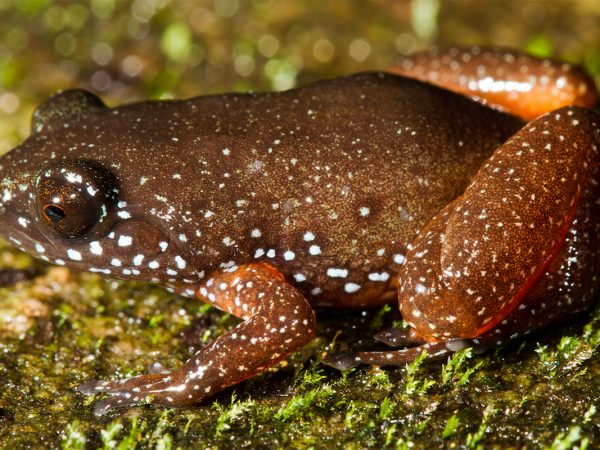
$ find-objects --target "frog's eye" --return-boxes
[35,160,118,239]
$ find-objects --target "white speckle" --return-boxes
[344,283,361,293]
[35,243,45,253]
[175,255,186,269]
[359,207,370,216]
[327,268,348,278]
[303,231,315,241]
[254,248,265,258]
[267,249,276,258]
[118,235,132,247]
[376,248,385,256]
[368,272,390,282]
[223,236,235,247]
[117,210,131,219]
[110,258,122,267]
[309,245,321,255]
[149,260,160,269]
[90,241,103,255]
[179,234,188,242]
[159,241,169,252]
[204,211,214,218]
[393,253,406,264]
[249,160,264,173]
[65,172,83,184]
[415,283,427,294]
[17,217,28,228]
[55,259,66,265]
[311,287,322,296]
[283,250,295,261]
[133,254,144,266]
[293,273,306,282]
[67,249,82,261]
[251,228,261,238]
[222,147,230,155]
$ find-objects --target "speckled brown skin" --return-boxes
[0,48,598,414]
[401,107,600,340]
[330,106,600,369]
[390,47,598,120]
[0,74,522,308]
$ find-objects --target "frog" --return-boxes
[0,47,597,416]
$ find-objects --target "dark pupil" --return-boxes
[44,205,66,223]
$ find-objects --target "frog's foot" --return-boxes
[78,373,178,416]
[0,268,38,287]
[78,362,174,415]
[79,263,316,416]
[323,341,452,370]
[373,327,426,347]
[324,337,496,370]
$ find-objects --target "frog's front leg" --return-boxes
[79,263,316,416]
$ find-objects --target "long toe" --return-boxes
[322,352,362,370]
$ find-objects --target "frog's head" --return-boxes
[0,90,202,286]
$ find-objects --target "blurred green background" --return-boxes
[2,0,600,152]
[0,1,599,448]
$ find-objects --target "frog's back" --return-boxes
[145,73,523,306]
[3,73,524,307]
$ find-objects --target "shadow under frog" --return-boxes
[0,47,598,415]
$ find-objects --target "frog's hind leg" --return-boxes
[390,47,598,120]
[374,327,426,347]
[78,263,317,416]
[323,341,452,371]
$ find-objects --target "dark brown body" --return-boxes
[0,48,597,416]
[0,73,523,308]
